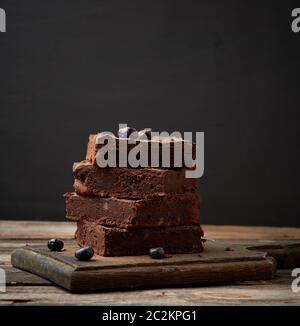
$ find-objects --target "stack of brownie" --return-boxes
[64,132,204,256]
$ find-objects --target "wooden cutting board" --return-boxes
[11,239,300,292]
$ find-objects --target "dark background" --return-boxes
[0,0,299,226]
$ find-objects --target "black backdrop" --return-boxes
[0,0,299,226]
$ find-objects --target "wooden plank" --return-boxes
[0,271,299,306]
[11,242,276,292]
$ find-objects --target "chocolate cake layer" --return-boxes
[73,161,197,198]
[65,192,200,229]
[75,220,204,256]
[86,133,196,168]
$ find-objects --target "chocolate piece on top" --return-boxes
[85,133,196,168]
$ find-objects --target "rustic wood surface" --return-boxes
[1,221,300,305]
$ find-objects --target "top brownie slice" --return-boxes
[86,133,196,168]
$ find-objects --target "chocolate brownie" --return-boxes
[73,161,197,198]
[75,220,204,256]
[86,133,196,168]
[65,192,200,229]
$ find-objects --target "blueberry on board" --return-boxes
[75,247,94,261]
[138,128,152,140]
[149,247,165,259]
[118,126,137,139]
[47,239,64,251]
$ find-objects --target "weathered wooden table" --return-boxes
[1,221,300,305]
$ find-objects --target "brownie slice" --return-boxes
[65,192,200,229]
[73,161,197,198]
[86,133,196,168]
[75,220,204,256]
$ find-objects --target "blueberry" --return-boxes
[75,247,94,261]
[118,126,137,139]
[138,128,152,140]
[149,247,165,259]
[47,239,64,251]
